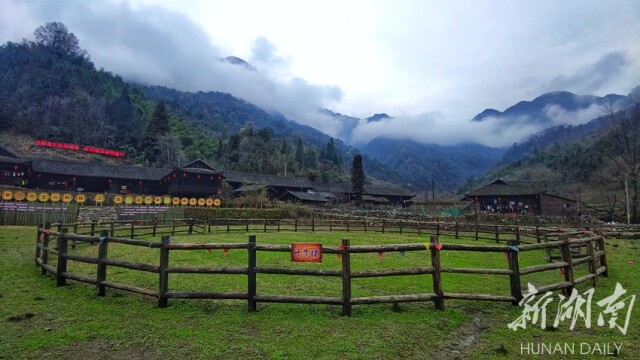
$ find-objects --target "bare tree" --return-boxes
[602,102,640,223]
[34,22,88,59]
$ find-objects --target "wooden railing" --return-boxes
[34,224,608,316]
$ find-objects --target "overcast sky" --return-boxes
[1,0,639,147]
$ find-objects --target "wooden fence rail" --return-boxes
[34,223,608,315]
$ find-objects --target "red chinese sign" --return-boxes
[291,243,323,263]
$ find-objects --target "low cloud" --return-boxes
[350,102,607,148]
[542,51,630,94]
[350,112,545,148]
[543,103,603,126]
[14,1,345,137]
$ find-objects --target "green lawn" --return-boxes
[1,226,638,359]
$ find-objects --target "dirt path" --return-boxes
[427,312,492,359]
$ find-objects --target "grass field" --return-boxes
[1,226,638,359]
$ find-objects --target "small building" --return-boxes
[464,179,578,216]
[281,191,331,205]
[167,159,224,197]
[224,171,314,200]
[0,145,30,187]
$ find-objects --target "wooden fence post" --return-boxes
[475,221,479,241]
[594,231,608,277]
[277,218,280,232]
[436,222,440,237]
[90,221,96,236]
[295,218,298,232]
[35,224,42,265]
[399,220,403,234]
[130,221,135,238]
[586,238,597,286]
[535,226,541,244]
[341,239,352,316]
[158,235,171,308]
[56,227,69,287]
[73,222,78,235]
[41,225,51,276]
[364,219,367,233]
[36,221,51,266]
[544,233,551,263]
[312,218,315,232]
[172,219,177,235]
[96,230,109,296]
[189,218,194,234]
[495,225,500,243]
[454,221,459,239]
[264,219,267,233]
[347,220,350,233]
[245,220,249,233]
[329,219,333,232]
[226,219,230,233]
[110,221,115,237]
[152,219,157,237]
[558,234,574,296]
[515,226,521,245]
[430,235,444,310]
[248,235,257,312]
[507,240,522,305]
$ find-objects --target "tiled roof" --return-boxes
[363,184,416,197]
[287,191,330,202]
[233,184,269,193]
[31,158,173,181]
[224,171,313,189]
[465,179,547,197]
[362,195,390,203]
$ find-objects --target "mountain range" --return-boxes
[0,23,637,197]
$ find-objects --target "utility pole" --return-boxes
[284,162,287,177]
[432,178,435,206]
[625,179,631,225]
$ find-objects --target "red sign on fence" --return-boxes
[291,243,323,263]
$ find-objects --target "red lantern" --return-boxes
[210,176,213,180]
[474,197,478,203]
[183,172,187,178]
[197,174,200,180]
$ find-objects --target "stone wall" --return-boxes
[77,206,118,223]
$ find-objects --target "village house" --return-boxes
[464,178,578,216]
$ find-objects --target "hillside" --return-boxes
[0,23,398,187]
[362,138,505,193]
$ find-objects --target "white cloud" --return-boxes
[1,0,638,147]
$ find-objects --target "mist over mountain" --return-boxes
[472,91,626,125]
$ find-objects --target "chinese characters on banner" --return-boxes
[291,243,323,263]
[508,283,636,335]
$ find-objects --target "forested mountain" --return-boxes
[472,91,627,124]
[0,22,397,186]
[363,138,505,193]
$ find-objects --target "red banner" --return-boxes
[35,140,125,157]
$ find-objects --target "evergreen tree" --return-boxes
[351,154,365,206]
[295,138,305,167]
[140,100,170,165]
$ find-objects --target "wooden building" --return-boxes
[224,171,314,200]
[168,160,224,197]
[0,145,29,187]
[464,179,578,216]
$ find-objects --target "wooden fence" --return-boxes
[34,223,608,315]
[203,218,585,245]
[0,202,77,226]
